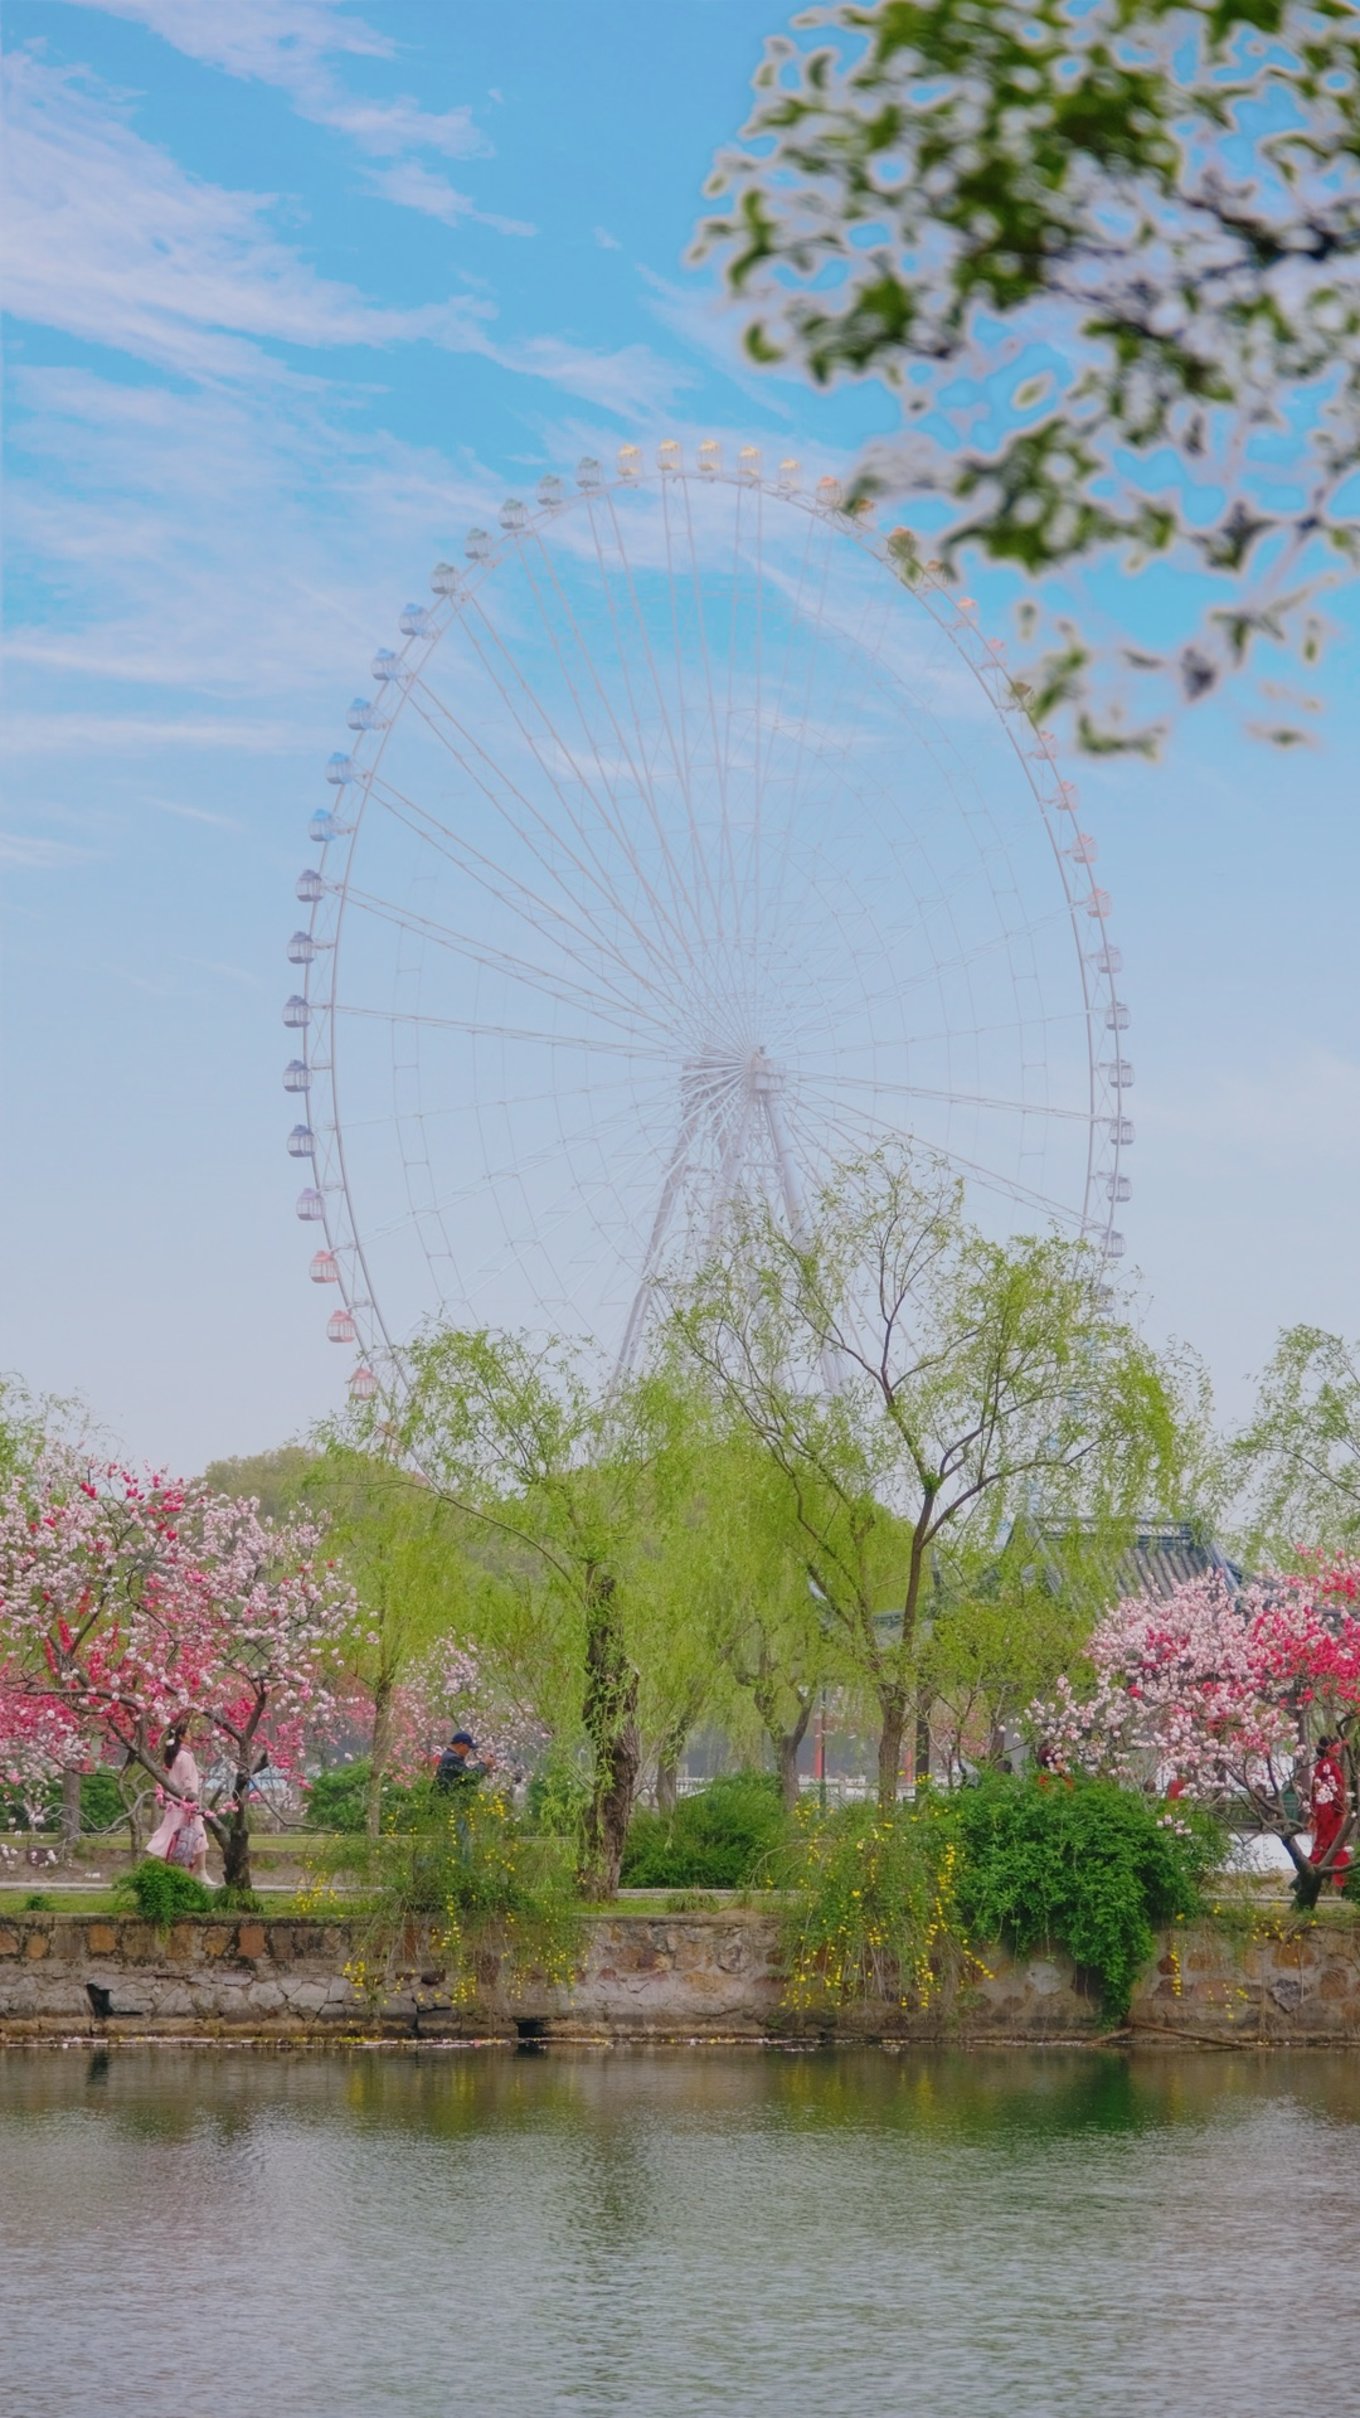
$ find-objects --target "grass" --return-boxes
[0,1889,323,1919]
[0,1884,794,1922]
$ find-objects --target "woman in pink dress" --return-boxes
[145,1724,209,1882]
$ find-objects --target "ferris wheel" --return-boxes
[281,440,1133,1398]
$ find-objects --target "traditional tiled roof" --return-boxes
[1118,1524,1243,1600]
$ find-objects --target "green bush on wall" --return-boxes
[621,1773,789,1890]
[780,1775,1221,2022]
[946,1773,1222,2019]
[305,1758,413,1834]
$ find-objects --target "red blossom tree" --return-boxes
[0,1453,355,1890]
[1033,1563,1360,1907]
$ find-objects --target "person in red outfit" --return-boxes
[1309,1737,1353,1888]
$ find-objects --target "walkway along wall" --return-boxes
[3,1909,1360,2045]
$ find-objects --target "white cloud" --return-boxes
[55,1,497,182]
[482,334,695,417]
[55,0,393,80]
[594,227,622,252]
[150,798,244,830]
[0,831,102,868]
[5,709,308,753]
[1,56,493,380]
[365,161,535,238]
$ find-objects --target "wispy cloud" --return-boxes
[1,56,495,382]
[5,708,309,753]
[365,160,534,238]
[482,334,695,417]
[150,798,245,830]
[0,831,103,869]
[57,1,500,216]
[187,957,269,990]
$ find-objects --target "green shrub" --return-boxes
[946,1774,1221,2019]
[621,1773,788,1890]
[305,1758,414,1834]
[213,1884,264,1913]
[22,1892,54,1912]
[113,1860,214,1920]
[80,1770,127,1833]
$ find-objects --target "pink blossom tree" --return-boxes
[0,1684,87,1854]
[380,1639,545,1786]
[0,1453,355,1891]
[1033,1564,1360,1907]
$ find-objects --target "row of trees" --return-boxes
[2,1149,1358,1895]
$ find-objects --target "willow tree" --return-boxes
[305,1446,472,1836]
[1235,1323,1360,1556]
[678,1418,840,1810]
[698,1,1360,748]
[673,1148,1192,1810]
[391,1330,710,1897]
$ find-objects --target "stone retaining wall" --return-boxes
[2,1909,1359,2044]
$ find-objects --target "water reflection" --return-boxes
[2,2045,1357,2416]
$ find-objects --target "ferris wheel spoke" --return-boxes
[815,906,1076,1021]
[441,592,706,987]
[400,670,696,1013]
[332,1004,664,1060]
[800,1072,1087,1122]
[581,498,761,1059]
[795,1086,1085,1229]
[336,889,678,1047]
[365,765,684,1028]
[381,1085,674,1243]
[514,533,712,977]
[589,494,727,958]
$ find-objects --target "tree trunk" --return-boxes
[775,1732,803,1815]
[914,1691,934,1793]
[877,1689,909,1817]
[655,1754,679,1817]
[221,1775,253,1893]
[580,1576,640,1899]
[367,1675,394,1840]
[60,1766,82,1855]
[1293,1861,1323,1911]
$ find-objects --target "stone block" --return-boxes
[285,1981,330,2014]
[0,1927,19,1957]
[235,1923,268,1963]
[87,1923,118,1955]
[24,1930,49,1961]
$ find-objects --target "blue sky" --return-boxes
[3,0,1359,1474]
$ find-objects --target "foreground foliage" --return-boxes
[700,0,1360,749]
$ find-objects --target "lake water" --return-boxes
[2,2044,1354,2418]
